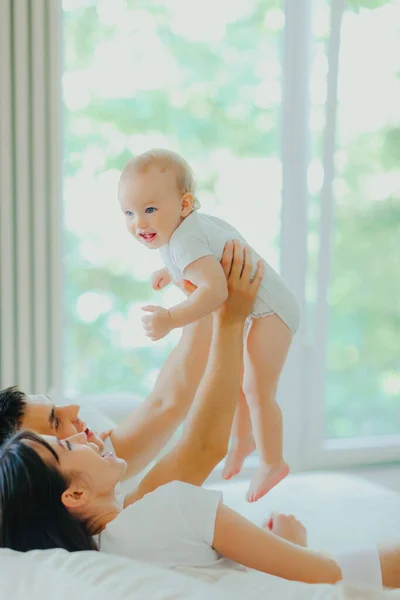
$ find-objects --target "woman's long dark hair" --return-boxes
[0,430,97,552]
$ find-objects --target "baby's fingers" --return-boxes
[141,314,153,324]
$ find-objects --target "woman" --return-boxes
[0,245,398,588]
[2,430,398,589]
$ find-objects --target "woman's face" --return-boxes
[39,433,127,497]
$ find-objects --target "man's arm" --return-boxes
[126,242,263,504]
[110,314,212,479]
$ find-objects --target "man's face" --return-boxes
[21,395,86,439]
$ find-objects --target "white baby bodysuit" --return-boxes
[160,211,300,333]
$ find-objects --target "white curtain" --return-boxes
[0,0,62,394]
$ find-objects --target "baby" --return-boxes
[118,149,300,502]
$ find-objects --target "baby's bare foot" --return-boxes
[222,437,256,480]
[246,460,289,503]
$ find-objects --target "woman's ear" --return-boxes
[61,485,89,510]
[180,193,194,217]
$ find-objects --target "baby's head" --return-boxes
[118,149,200,249]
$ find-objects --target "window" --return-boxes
[62,0,399,470]
[306,0,400,463]
[324,3,400,439]
[63,0,284,398]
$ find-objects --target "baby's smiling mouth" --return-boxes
[139,232,157,243]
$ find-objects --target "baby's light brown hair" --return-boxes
[118,149,201,209]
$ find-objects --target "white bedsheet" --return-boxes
[2,472,400,599]
[0,547,219,600]
[178,565,400,600]
[207,472,400,552]
[2,545,400,600]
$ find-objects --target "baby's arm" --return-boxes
[168,256,228,329]
[213,504,342,584]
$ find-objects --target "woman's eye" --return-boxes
[66,440,72,451]
[145,207,156,214]
[54,417,60,431]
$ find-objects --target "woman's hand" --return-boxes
[264,512,308,548]
[215,240,264,324]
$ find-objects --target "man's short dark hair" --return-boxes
[0,386,27,445]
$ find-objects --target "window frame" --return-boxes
[58,0,400,474]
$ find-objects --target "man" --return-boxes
[0,313,211,480]
[0,242,259,480]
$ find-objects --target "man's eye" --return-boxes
[145,207,156,214]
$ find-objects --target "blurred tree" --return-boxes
[63,0,399,439]
[63,0,282,396]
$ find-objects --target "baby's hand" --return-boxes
[151,268,171,291]
[141,305,173,341]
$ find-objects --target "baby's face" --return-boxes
[119,167,184,249]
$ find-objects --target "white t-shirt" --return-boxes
[160,211,300,333]
[99,481,230,569]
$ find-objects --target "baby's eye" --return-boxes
[145,207,156,214]
[125,211,134,218]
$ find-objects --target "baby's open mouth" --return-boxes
[139,232,157,243]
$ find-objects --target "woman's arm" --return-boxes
[125,242,263,504]
[168,256,228,328]
[213,504,343,585]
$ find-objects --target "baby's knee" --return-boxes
[242,384,278,408]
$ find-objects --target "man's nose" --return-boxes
[66,432,86,445]
[60,404,80,421]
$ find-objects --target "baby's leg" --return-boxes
[243,314,292,502]
[379,545,400,588]
[222,385,255,480]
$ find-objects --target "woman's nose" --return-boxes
[66,432,87,445]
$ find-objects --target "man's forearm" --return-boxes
[181,316,244,460]
[111,315,212,478]
[130,316,245,500]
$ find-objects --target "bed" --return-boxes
[2,471,400,600]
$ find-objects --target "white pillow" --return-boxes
[0,548,222,600]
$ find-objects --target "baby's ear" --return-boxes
[181,193,194,217]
